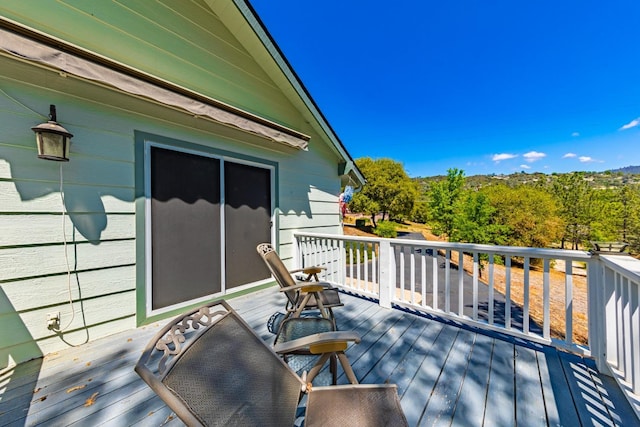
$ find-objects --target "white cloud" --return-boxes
[492,153,517,162]
[563,153,577,158]
[579,156,595,163]
[523,151,546,163]
[520,164,531,169]
[620,117,640,131]
[571,132,580,137]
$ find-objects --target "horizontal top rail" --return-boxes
[294,231,593,260]
[599,254,640,282]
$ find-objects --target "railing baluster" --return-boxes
[433,250,439,310]
[399,246,406,302]
[348,242,354,289]
[488,253,494,325]
[631,280,640,394]
[339,240,346,288]
[364,242,369,290]
[523,257,530,335]
[411,246,416,305]
[616,272,624,370]
[356,243,363,290]
[505,256,512,329]
[458,250,464,316]
[473,252,479,321]
[623,276,632,383]
[369,243,380,292]
[445,249,451,313]
[421,250,427,308]
[565,260,573,344]
[543,258,550,339]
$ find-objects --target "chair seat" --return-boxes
[274,317,336,386]
[305,288,343,309]
[305,384,408,427]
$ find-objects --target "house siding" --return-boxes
[0,0,302,129]
[0,2,344,368]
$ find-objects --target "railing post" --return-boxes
[588,256,609,374]
[379,239,393,309]
[292,233,301,268]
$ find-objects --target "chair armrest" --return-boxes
[273,331,361,354]
[289,266,326,274]
[279,282,334,293]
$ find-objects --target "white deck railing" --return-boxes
[292,231,640,416]
[592,254,640,408]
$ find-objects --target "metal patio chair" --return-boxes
[256,243,343,325]
[135,301,407,426]
[274,314,351,386]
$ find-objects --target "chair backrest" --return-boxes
[135,301,304,426]
[256,243,298,303]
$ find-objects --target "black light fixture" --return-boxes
[31,104,73,161]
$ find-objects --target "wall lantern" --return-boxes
[31,104,73,161]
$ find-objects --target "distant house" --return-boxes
[0,0,364,369]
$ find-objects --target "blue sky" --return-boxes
[250,1,640,177]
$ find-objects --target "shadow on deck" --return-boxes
[0,288,636,426]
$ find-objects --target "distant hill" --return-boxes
[609,165,640,174]
[413,168,640,191]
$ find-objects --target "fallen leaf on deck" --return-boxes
[66,385,86,393]
[84,392,99,407]
[85,362,91,367]
[127,338,133,342]
[33,387,42,393]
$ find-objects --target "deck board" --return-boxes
[483,338,516,427]
[450,332,493,427]
[515,345,547,426]
[0,287,637,427]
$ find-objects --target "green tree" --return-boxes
[551,172,595,249]
[452,191,508,245]
[428,168,465,239]
[410,200,430,224]
[482,184,563,248]
[348,158,416,227]
[618,185,640,253]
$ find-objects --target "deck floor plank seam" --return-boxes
[400,327,461,426]
[420,329,476,427]
[361,317,429,385]
[483,338,516,427]
[514,344,548,426]
[450,332,494,427]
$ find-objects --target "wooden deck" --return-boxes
[1,288,637,426]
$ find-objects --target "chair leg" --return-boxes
[330,353,338,385]
[337,352,359,384]
[307,352,332,384]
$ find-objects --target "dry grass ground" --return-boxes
[342,216,588,345]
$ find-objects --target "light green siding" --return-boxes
[0,0,351,368]
[0,23,343,368]
[0,0,303,129]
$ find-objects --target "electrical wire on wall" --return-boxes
[57,162,76,332]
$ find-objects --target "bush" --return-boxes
[373,220,397,238]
